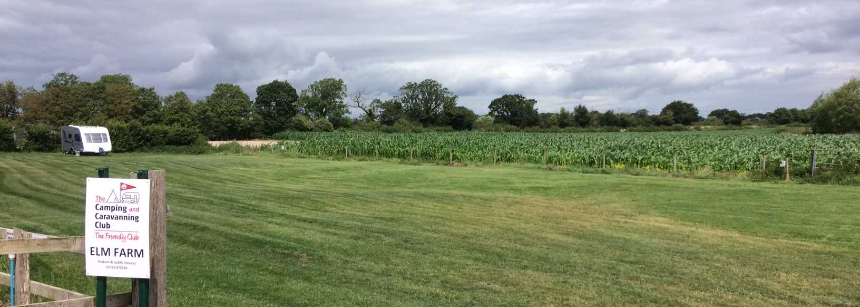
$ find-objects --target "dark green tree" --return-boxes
[558,107,573,128]
[397,79,457,126]
[299,78,349,127]
[573,104,590,128]
[163,91,197,128]
[255,80,299,135]
[42,72,80,89]
[660,101,699,125]
[446,106,477,131]
[133,87,162,125]
[810,78,860,134]
[487,94,538,128]
[197,83,256,140]
[1,81,20,120]
[379,99,404,126]
[768,107,794,125]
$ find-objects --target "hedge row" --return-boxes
[106,121,202,152]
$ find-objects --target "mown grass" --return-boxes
[1,152,859,306]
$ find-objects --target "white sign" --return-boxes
[85,178,151,278]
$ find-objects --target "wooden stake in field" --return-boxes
[14,229,31,305]
[785,157,791,183]
[673,152,678,173]
[810,149,817,177]
[761,154,767,176]
[375,144,379,158]
[602,152,606,168]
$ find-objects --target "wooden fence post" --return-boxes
[810,149,817,177]
[449,146,453,164]
[409,145,413,161]
[785,157,791,183]
[543,149,547,166]
[130,170,168,307]
[493,148,497,165]
[673,152,677,173]
[761,155,766,176]
[602,152,606,168]
[375,144,379,158]
[14,229,31,305]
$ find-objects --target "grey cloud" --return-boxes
[1,0,858,115]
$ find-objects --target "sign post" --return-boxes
[87,167,152,307]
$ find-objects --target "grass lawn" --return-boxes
[1,152,859,306]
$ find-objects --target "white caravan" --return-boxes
[60,126,112,155]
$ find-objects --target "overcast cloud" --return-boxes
[1,0,858,115]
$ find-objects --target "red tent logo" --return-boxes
[121,183,136,191]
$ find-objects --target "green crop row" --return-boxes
[273,131,860,172]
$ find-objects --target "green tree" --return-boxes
[379,99,404,126]
[255,79,299,135]
[598,110,620,127]
[197,83,256,140]
[810,78,860,134]
[42,81,100,125]
[708,108,743,126]
[487,94,538,128]
[1,80,20,120]
[398,79,457,126]
[558,107,573,128]
[0,119,16,151]
[42,72,80,89]
[573,104,590,128]
[660,101,699,125]
[446,106,477,131]
[133,87,162,125]
[768,107,794,125]
[299,78,349,127]
[163,91,197,128]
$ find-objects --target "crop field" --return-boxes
[1,153,859,306]
[274,130,860,172]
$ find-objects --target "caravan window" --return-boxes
[86,133,107,143]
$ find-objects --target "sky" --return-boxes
[1,0,858,116]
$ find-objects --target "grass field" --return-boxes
[1,152,859,306]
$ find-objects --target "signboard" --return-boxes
[85,178,151,278]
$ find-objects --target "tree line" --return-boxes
[0,73,858,147]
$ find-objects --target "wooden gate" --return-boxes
[1,169,168,307]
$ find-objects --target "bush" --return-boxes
[0,120,16,151]
[811,78,860,134]
[22,124,59,152]
[107,121,204,152]
[312,118,334,132]
[289,115,315,132]
[351,121,383,132]
[393,118,423,133]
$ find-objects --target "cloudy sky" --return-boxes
[1,0,858,115]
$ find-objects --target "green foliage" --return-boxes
[379,99,404,126]
[709,109,743,126]
[313,118,335,132]
[107,121,202,152]
[811,78,860,134]
[445,106,477,131]
[573,104,590,128]
[398,79,457,126]
[299,78,349,126]
[42,72,80,89]
[163,91,197,128]
[1,80,20,120]
[0,119,16,151]
[21,124,59,152]
[197,83,257,140]
[661,101,699,125]
[474,115,494,130]
[488,94,539,128]
[255,79,299,135]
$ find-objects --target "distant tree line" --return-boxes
[1,73,858,151]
